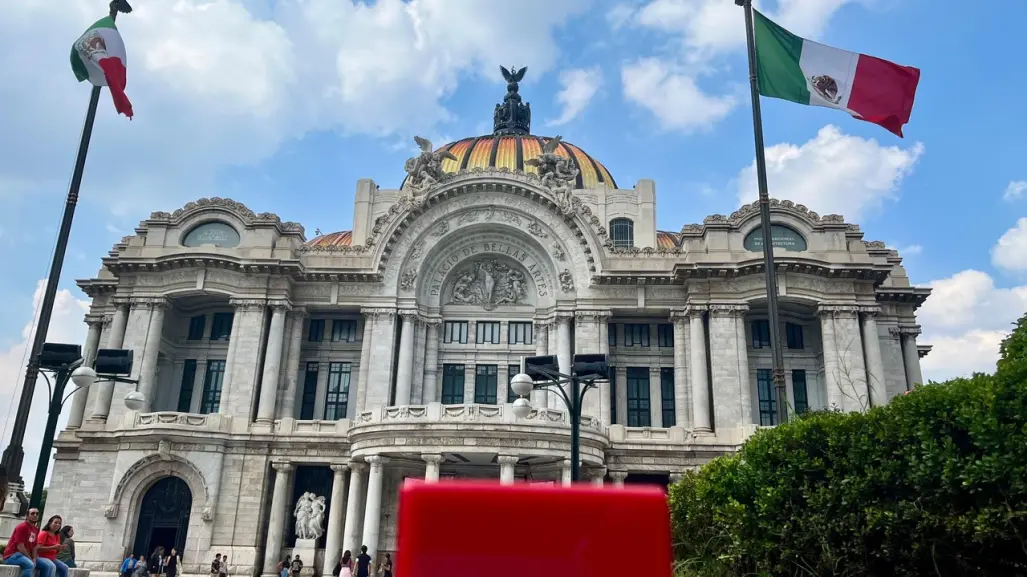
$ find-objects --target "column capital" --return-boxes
[421,453,444,465]
[365,454,389,467]
[230,297,268,310]
[421,316,443,328]
[817,303,860,317]
[111,295,131,307]
[532,318,552,329]
[272,461,294,473]
[348,461,368,473]
[890,324,922,337]
[398,309,419,320]
[84,314,106,327]
[330,463,349,473]
[590,466,608,480]
[608,470,629,482]
[561,459,572,469]
[496,455,519,466]
[708,302,748,316]
[858,305,882,316]
[554,311,575,322]
[131,296,171,310]
[290,306,308,318]
[269,300,293,312]
[361,307,396,320]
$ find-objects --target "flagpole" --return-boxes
[738,0,788,426]
[0,0,131,492]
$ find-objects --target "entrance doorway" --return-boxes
[132,476,192,559]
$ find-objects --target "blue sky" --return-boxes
[1,0,1025,482]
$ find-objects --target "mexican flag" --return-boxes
[753,10,919,137]
[71,16,133,118]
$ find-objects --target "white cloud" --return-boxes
[736,125,923,221]
[991,217,1027,274]
[621,58,737,132]
[548,67,603,126]
[887,243,923,257]
[918,269,1027,382]
[1004,180,1027,201]
[0,281,90,487]
[0,0,588,216]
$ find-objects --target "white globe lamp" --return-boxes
[511,397,532,419]
[510,373,534,398]
[70,366,97,389]
[124,390,146,411]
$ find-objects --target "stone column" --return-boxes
[363,310,397,410]
[819,305,868,412]
[561,459,572,486]
[590,467,607,487]
[609,471,628,488]
[68,316,103,429]
[421,320,441,403]
[218,303,245,414]
[422,454,443,483]
[280,309,305,419]
[648,366,663,427]
[91,301,128,421]
[137,298,168,413]
[356,310,374,411]
[497,455,518,485]
[556,314,572,377]
[531,319,550,408]
[670,311,689,430]
[597,313,612,425]
[324,464,349,572]
[262,462,293,575]
[899,326,924,390]
[394,311,417,406]
[688,307,711,433]
[361,456,388,559]
[709,304,750,430]
[341,463,367,557]
[256,303,290,423]
[860,309,888,408]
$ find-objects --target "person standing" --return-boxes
[210,553,222,577]
[148,547,165,576]
[219,555,230,577]
[354,546,371,577]
[120,554,139,577]
[36,515,69,577]
[333,551,353,577]
[56,526,76,568]
[164,548,180,577]
[289,555,303,577]
[2,508,40,577]
[277,555,291,577]
[379,553,392,577]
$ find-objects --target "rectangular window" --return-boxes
[476,321,501,344]
[752,320,771,349]
[299,362,319,420]
[786,322,804,350]
[757,368,777,426]
[608,323,617,347]
[199,360,226,414]
[331,320,358,343]
[441,364,465,404]
[657,324,674,347]
[660,367,675,427]
[308,319,325,342]
[792,369,809,415]
[626,367,652,427]
[177,359,197,412]
[474,365,498,404]
[210,312,233,341]
[443,321,468,344]
[508,322,533,345]
[609,366,617,425]
[624,324,650,347]
[507,364,521,403]
[324,362,351,420]
[187,316,205,341]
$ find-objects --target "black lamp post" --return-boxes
[510,354,609,482]
[28,344,138,511]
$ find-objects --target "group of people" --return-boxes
[278,546,392,577]
[2,508,78,577]
[119,547,183,577]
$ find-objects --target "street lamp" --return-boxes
[510,354,609,482]
[28,344,137,511]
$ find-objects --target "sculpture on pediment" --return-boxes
[404,136,457,204]
[525,136,578,213]
[449,259,527,310]
[294,492,325,540]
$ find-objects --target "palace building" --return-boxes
[44,70,931,575]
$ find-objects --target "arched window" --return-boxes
[610,218,634,248]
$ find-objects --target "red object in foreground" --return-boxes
[847,54,920,138]
[395,481,673,577]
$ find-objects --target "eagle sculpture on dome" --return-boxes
[525,136,579,214]
[404,136,458,205]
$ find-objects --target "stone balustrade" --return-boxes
[353,402,606,432]
[123,410,233,433]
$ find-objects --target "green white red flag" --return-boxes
[71,16,133,118]
[752,9,919,137]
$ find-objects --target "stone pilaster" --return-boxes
[256,302,290,423]
[68,317,103,429]
[708,303,751,430]
[561,459,572,486]
[669,311,690,430]
[137,298,169,413]
[341,462,367,557]
[223,299,267,417]
[609,470,628,488]
[218,304,244,415]
[819,305,868,412]
[497,455,518,485]
[574,311,605,418]
[531,318,551,408]
[411,318,427,404]
[687,306,711,433]
[262,462,293,575]
[356,310,374,411]
[554,313,573,410]
[421,319,442,403]
[648,366,663,428]
[363,309,397,410]
[279,308,305,419]
[897,325,924,390]
[597,313,612,425]
[90,300,128,422]
[860,308,888,408]
[361,456,388,558]
[422,454,443,483]
[323,464,349,573]
[394,310,418,406]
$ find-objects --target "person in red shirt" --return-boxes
[36,515,68,577]
[2,507,40,577]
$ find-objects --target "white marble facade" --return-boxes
[46,130,931,575]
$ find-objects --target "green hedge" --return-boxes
[670,314,1027,577]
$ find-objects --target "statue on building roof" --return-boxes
[403,135,457,205]
[525,136,579,213]
[494,66,531,135]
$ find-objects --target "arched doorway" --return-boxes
[132,476,192,559]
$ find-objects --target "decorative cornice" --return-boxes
[361,307,397,320]
[817,304,861,316]
[130,296,170,309]
[229,298,267,310]
[709,303,749,315]
[680,198,851,234]
[890,325,922,337]
[149,197,304,235]
[574,310,611,323]
[858,305,881,315]
[269,301,292,312]
[399,309,419,320]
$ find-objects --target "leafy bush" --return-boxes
[670,313,1027,577]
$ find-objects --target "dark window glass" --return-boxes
[200,360,226,414]
[300,362,319,420]
[331,320,358,342]
[752,320,771,349]
[792,369,809,415]
[443,321,468,344]
[177,359,197,412]
[441,364,465,404]
[660,367,675,427]
[786,322,804,350]
[608,323,617,347]
[626,367,651,427]
[508,322,533,345]
[187,316,205,341]
[210,312,233,341]
[757,368,777,426]
[507,364,521,402]
[324,362,351,420]
[657,324,674,347]
[624,324,650,347]
[308,319,325,342]
[474,365,498,404]
[610,218,634,248]
[476,322,501,344]
[609,366,617,425]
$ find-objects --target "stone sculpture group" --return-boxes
[293,492,326,540]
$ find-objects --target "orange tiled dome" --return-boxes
[656,231,680,249]
[305,230,351,248]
